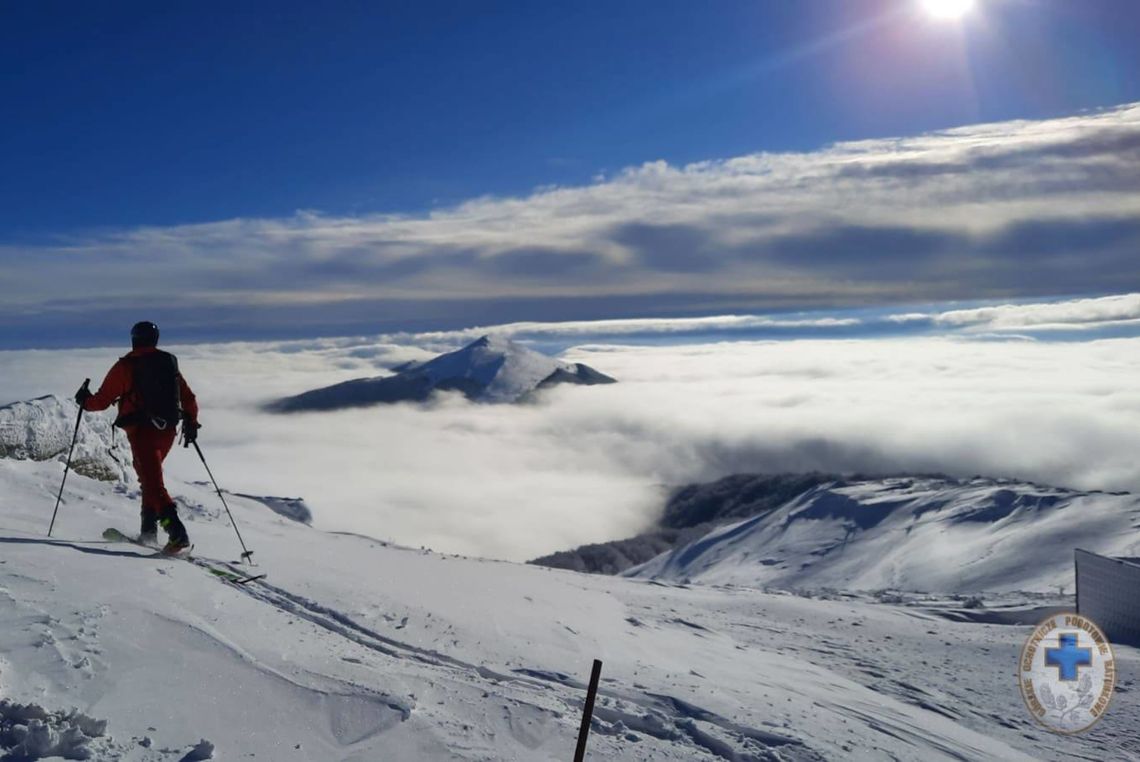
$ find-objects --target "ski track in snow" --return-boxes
[183,560,819,760]
[0,458,1137,760]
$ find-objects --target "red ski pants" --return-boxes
[126,426,178,513]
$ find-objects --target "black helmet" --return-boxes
[130,321,160,347]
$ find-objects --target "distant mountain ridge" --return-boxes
[269,335,616,412]
[532,472,1140,593]
[529,473,838,574]
[624,475,1140,592]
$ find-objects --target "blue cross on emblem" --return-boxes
[1045,633,1092,681]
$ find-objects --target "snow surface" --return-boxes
[626,477,1140,592]
[1,460,1138,759]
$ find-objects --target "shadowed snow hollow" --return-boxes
[268,335,616,411]
[626,477,1140,592]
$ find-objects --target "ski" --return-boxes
[102,527,150,546]
[102,528,191,556]
[208,568,267,585]
[101,527,264,584]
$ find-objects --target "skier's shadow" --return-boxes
[0,536,151,558]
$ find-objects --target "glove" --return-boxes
[74,383,92,408]
[182,419,200,447]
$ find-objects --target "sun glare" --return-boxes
[920,0,976,19]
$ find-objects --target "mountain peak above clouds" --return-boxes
[269,335,616,412]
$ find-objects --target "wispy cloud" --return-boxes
[396,314,863,347]
[4,102,1140,343]
[370,292,1140,348]
[924,293,1140,331]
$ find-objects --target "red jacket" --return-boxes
[83,347,199,425]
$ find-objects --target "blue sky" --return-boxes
[5,0,1138,234]
[2,1,1140,347]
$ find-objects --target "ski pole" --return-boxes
[191,441,254,564]
[48,379,89,537]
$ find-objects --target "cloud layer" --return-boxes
[5,319,1138,562]
[383,292,1140,348]
[4,103,1140,345]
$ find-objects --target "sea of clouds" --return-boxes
[3,293,1139,562]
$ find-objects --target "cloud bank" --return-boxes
[3,103,1140,346]
[4,322,1138,562]
[380,292,1140,349]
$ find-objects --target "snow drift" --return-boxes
[268,335,616,411]
[626,476,1140,592]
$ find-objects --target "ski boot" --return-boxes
[158,503,191,555]
[139,510,158,547]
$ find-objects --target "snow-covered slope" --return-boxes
[626,477,1140,592]
[6,458,1140,757]
[2,461,1138,760]
[269,335,616,411]
[415,335,566,402]
[530,473,839,575]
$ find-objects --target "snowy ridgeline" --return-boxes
[0,395,132,483]
[1,458,1138,760]
[532,473,1140,594]
[530,473,837,574]
[269,335,616,411]
[623,476,1140,592]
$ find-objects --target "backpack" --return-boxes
[125,351,182,429]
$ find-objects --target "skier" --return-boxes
[75,321,199,553]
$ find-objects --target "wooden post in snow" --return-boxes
[573,659,603,762]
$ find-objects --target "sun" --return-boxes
[920,0,976,19]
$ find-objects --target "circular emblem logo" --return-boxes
[1019,612,1115,734]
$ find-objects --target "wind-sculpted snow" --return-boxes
[269,335,615,411]
[0,459,1136,759]
[0,699,107,761]
[627,476,1140,592]
[0,395,131,483]
[232,493,313,524]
